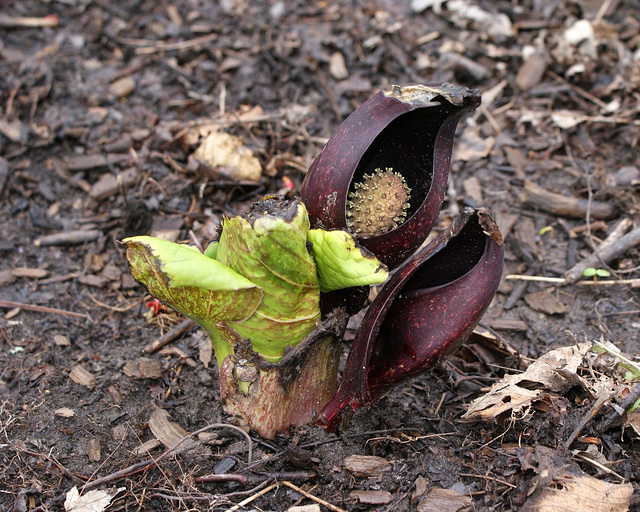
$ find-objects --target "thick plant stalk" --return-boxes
[320,208,504,431]
[220,311,348,438]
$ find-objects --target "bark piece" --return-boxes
[69,365,97,389]
[123,358,163,379]
[350,490,393,505]
[521,180,616,220]
[12,267,49,279]
[418,487,473,512]
[343,455,390,477]
[86,438,101,462]
[89,168,138,200]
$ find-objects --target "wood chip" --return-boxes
[112,424,127,442]
[0,270,16,287]
[329,51,349,80]
[123,358,163,379]
[54,334,71,346]
[349,490,393,505]
[86,438,101,462]
[109,76,136,97]
[417,487,473,512]
[89,168,138,200]
[516,50,547,90]
[0,116,28,143]
[77,274,110,288]
[65,153,128,172]
[148,408,201,454]
[286,505,321,512]
[133,438,161,456]
[462,176,483,204]
[343,455,390,477]
[107,385,122,405]
[34,230,100,247]
[69,365,97,389]
[193,131,262,182]
[12,267,49,279]
[487,318,529,331]
[55,407,75,418]
[524,290,568,315]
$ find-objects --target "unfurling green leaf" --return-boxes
[123,236,256,291]
[307,229,388,293]
[204,240,219,259]
[216,199,321,361]
[122,236,263,366]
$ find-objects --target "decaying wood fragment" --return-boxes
[34,230,100,247]
[521,180,616,220]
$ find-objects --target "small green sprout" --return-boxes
[539,225,554,237]
[582,267,611,280]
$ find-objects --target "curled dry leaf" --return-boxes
[463,343,593,421]
[520,446,632,512]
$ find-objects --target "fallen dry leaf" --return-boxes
[64,486,125,512]
[521,446,632,512]
[464,343,592,421]
[193,131,262,182]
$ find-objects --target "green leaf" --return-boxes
[216,201,321,361]
[307,229,389,293]
[204,241,219,259]
[123,236,263,367]
[123,236,256,291]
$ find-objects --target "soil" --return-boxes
[1,1,639,511]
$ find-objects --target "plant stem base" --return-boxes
[219,311,348,438]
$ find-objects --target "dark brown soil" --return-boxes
[1,1,639,511]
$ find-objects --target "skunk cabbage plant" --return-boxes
[124,83,504,438]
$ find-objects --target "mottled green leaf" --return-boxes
[307,229,389,293]
[216,200,321,361]
[123,236,263,366]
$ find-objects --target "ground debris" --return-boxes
[520,446,633,512]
